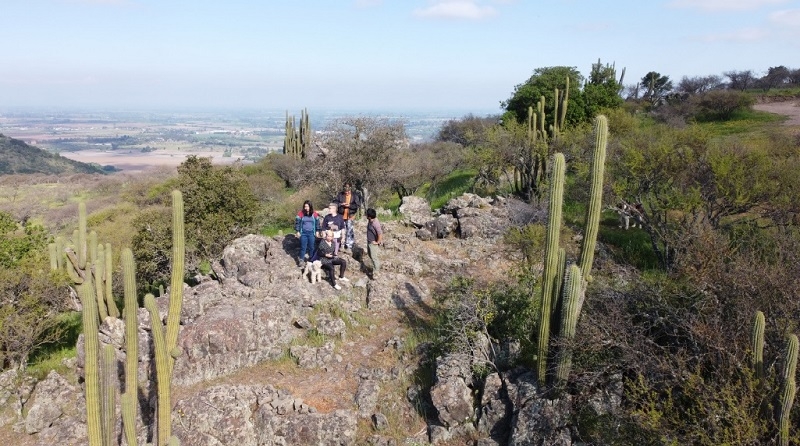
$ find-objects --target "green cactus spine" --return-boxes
[751,311,765,381]
[779,334,798,446]
[537,153,565,384]
[105,243,119,318]
[165,190,185,375]
[145,293,172,446]
[555,265,582,387]
[102,344,116,446]
[81,279,103,446]
[78,203,87,269]
[95,251,110,320]
[121,248,139,446]
[577,115,608,289]
[48,243,59,271]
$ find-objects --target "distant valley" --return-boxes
[0,108,498,173]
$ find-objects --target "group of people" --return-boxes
[294,182,383,289]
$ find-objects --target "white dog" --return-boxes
[302,260,323,284]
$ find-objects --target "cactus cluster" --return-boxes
[749,311,798,445]
[515,77,569,201]
[535,115,608,388]
[283,108,311,159]
[68,191,185,446]
[49,202,118,320]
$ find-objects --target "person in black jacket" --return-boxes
[317,230,348,290]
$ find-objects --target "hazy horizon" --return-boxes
[2,1,798,111]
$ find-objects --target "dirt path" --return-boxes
[753,100,800,126]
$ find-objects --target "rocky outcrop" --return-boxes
[5,193,622,446]
[173,384,358,446]
[400,193,521,240]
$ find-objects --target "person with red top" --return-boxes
[334,182,362,251]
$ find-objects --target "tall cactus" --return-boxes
[283,109,311,160]
[121,248,139,446]
[555,265,582,387]
[751,311,765,381]
[77,191,185,446]
[537,153,565,384]
[145,293,172,446]
[577,114,608,289]
[535,115,608,387]
[80,278,103,446]
[779,334,798,446]
[102,344,116,446]
[165,190,184,375]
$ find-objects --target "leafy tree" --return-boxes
[436,114,498,147]
[723,69,756,91]
[677,75,725,94]
[389,141,466,200]
[131,156,259,286]
[758,65,791,91]
[313,117,408,206]
[691,90,755,121]
[0,212,48,268]
[583,59,624,117]
[502,66,586,127]
[640,71,673,104]
[0,211,68,371]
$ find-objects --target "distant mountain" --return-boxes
[0,133,106,175]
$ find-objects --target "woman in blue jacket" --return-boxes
[294,200,320,267]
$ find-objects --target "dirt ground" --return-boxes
[58,150,246,173]
[753,99,800,126]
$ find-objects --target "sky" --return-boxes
[1,0,798,114]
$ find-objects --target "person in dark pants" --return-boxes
[294,200,320,267]
[317,230,348,290]
[334,182,362,251]
[365,208,383,279]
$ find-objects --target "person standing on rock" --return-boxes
[294,200,320,268]
[334,182,362,252]
[318,230,348,290]
[366,208,383,279]
[321,202,345,256]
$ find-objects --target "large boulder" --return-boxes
[399,196,433,228]
[173,384,358,446]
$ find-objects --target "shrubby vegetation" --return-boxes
[2,59,800,443]
[0,211,70,371]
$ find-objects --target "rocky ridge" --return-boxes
[0,193,620,445]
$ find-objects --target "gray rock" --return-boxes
[354,380,381,418]
[399,196,433,228]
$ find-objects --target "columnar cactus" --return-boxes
[76,191,185,446]
[283,109,311,160]
[577,114,608,288]
[80,279,103,446]
[751,311,765,381]
[145,293,172,446]
[535,115,608,388]
[779,334,798,446]
[555,265,582,387]
[121,248,139,446]
[537,153,565,384]
[165,190,184,375]
[102,344,116,446]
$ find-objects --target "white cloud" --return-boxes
[699,26,771,42]
[667,0,789,12]
[770,8,800,25]
[413,1,497,20]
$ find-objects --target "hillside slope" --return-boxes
[0,133,106,175]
